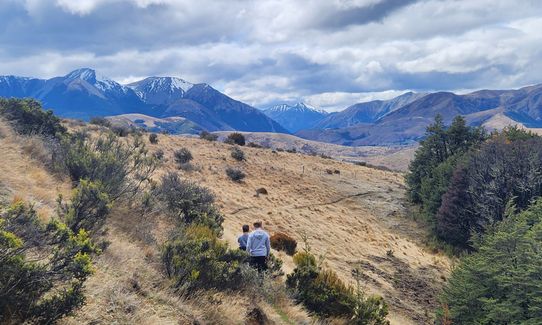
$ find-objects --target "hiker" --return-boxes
[238,224,250,250]
[246,221,270,272]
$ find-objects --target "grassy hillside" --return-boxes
[0,104,450,324]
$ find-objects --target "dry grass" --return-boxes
[3,118,450,325]
[0,119,71,218]
[148,133,450,324]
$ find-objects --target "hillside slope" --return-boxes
[1,118,449,324]
[149,133,450,324]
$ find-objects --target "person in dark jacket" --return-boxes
[237,224,250,250]
[246,221,270,272]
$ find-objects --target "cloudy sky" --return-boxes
[1,0,541,110]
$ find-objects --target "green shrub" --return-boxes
[89,116,111,128]
[57,133,156,200]
[162,225,249,292]
[0,98,66,137]
[155,172,223,233]
[174,147,193,166]
[149,133,159,144]
[226,132,246,146]
[0,200,98,324]
[199,131,218,141]
[270,232,297,255]
[287,250,388,322]
[230,146,245,161]
[226,167,245,182]
[59,180,112,234]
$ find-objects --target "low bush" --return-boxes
[0,98,66,137]
[174,147,193,166]
[57,133,157,200]
[111,125,131,137]
[226,167,246,182]
[246,142,263,148]
[199,131,218,142]
[270,232,297,255]
[89,116,111,128]
[153,149,164,161]
[162,225,249,292]
[287,249,388,323]
[155,172,224,234]
[58,179,112,234]
[231,146,245,161]
[148,133,159,144]
[0,199,98,324]
[226,132,246,146]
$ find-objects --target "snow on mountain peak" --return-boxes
[267,102,323,113]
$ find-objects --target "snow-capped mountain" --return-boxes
[262,102,328,132]
[127,77,193,105]
[0,68,288,133]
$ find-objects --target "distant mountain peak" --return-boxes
[266,102,324,113]
[144,76,194,93]
[65,68,98,82]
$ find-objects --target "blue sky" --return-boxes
[1,0,541,111]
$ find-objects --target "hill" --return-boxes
[297,84,542,145]
[262,102,328,132]
[0,69,288,133]
[0,104,449,324]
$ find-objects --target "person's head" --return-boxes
[253,221,262,229]
[242,224,249,233]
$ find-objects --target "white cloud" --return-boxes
[1,0,542,110]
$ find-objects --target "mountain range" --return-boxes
[262,103,328,132]
[1,68,541,146]
[0,68,287,133]
[297,84,542,145]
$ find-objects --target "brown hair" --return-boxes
[242,224,249,232]
[253,221,262,228]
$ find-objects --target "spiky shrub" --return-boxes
[162,225,249,291]
[270,232,297,256]
[287,250,389,323]
[58,180,112,234]
[199,131,218,142]
[226,167,245,182]
[226,132,246,146]
[57,133,157,200]
[148,133,159,144]
[174,147,193,166]
[89,116,111,128]
[155,172,224,234]
[230,146,245,161]
[0,200,98,324]
[0,98,66,137]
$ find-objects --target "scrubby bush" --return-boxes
[162,225,249,291]
[0,98,66,137]
[111,125,131,137]
[230,146,245,161]
[199,130,218,142]
[270,232,297,255]
[149,133,159,144]
[155,172,223,233]
[174,147,193,166]
[226,132,246,146]
[59,180,111,234]
[226,167,246,182]
[0,200,98,324]
[153,149,164,161]
[89,116,111,128]
[287,249,388,323]
[58,133,156,200]
[247,142,263,148]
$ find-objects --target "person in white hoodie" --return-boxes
[246,221,270,272]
